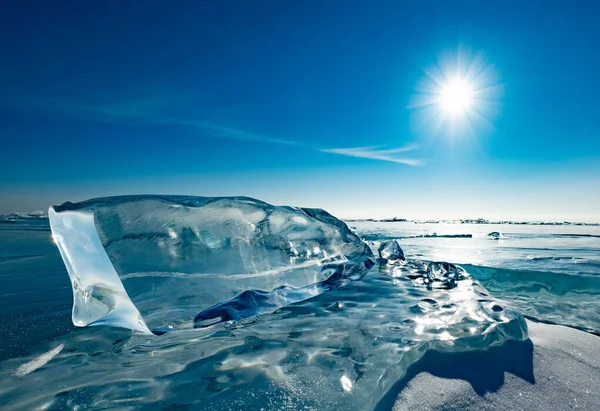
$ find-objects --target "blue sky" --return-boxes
[1,1,599,221]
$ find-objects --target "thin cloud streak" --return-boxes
[174,119,301,146]
[3,93,420,165]
[177,121,421,166]
[320,145,421,166]
[2,93,301,146]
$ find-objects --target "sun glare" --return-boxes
[439,78,473,115]
[411,48,501,136]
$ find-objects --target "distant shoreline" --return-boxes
[1,212,598,227]
[345,218,600,226]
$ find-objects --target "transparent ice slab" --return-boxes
[49,195,374,333]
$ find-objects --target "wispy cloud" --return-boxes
[2,93,299,146]
[320,144,421,166]
[2,94,176,125]
[168,120,422,166]
[172,119,301,146]
[2,93,420,165]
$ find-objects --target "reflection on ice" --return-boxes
[23,196,532,409]
[1,254,527,409]
[193,259,373,328]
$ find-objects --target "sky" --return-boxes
[1,0,599,222]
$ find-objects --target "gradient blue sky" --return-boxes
[1,1,599,221]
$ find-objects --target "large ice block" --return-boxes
[49,195,373,333]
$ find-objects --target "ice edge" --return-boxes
[49,206,151,334]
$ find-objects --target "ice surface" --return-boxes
[49,195,373,332]
[2,249,529,409]
[354,221,600,334]
[13,344,64,378]
[3,217,535,409]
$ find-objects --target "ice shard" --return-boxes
[426,261,464,287]
[49,195,374,333]
[378,239,405,263]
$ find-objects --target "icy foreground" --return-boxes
[49,195,374,332]
[0,196,534,409]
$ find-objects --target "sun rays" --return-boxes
[411,48,503,139]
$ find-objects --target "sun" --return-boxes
[439,78,474,115]
[410,48,501,136]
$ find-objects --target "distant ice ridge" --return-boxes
[49,195,374,333]
[0,211,48,222]
[348,217,600,226]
